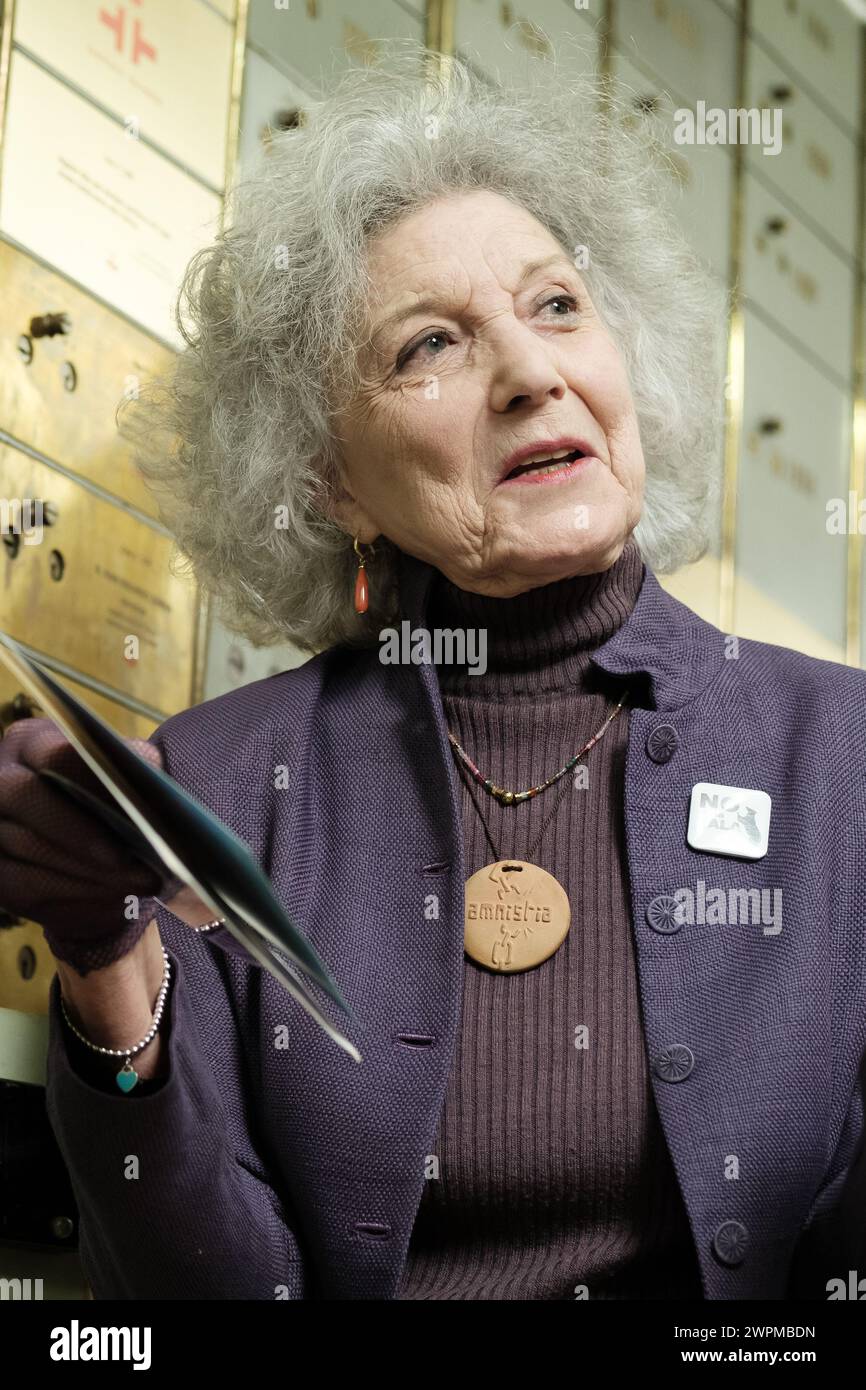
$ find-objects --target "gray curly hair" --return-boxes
[120,36,727,655]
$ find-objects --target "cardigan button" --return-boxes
[646,893,685,934]
[712,1220,749,1266]
[646,723,679,763]
[652,1044,695,1081]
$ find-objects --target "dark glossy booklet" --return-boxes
[0,629,360,1062]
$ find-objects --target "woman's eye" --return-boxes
[541,293,580,316]
[396,332,451,372]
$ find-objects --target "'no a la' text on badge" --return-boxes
[687,782,772,860]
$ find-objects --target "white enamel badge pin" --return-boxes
[687,782,772,860]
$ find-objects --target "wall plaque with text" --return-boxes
[0,52,222,346]
[14,0,234,189]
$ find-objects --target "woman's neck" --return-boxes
[423,538,645,698]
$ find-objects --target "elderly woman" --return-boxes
[2,42,865,1303]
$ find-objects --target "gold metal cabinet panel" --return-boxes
[0,241,173,520]
[0,444,197,713]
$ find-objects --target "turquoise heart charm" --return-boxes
[116,1064,139,1093]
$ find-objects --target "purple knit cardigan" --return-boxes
[44,550,866,1299]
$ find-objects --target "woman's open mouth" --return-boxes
[499,448,590,485]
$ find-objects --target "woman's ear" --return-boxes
[332,498,380,546]
[315,452,379,543]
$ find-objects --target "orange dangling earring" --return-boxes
[353,537,374,614]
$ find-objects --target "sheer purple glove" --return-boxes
[0,718,182,976]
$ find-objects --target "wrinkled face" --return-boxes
[329,189,645,595]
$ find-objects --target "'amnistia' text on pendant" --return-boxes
[464,860,571,972]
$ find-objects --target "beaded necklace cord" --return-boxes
[447,688,629,806]
[448,689,630,973]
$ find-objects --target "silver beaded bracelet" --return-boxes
[192,917,226,933]
[59,917,225,1094]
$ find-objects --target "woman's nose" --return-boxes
[487,323,569,412]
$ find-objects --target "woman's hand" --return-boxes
[0,718,214,970]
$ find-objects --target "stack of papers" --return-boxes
[0,630,361,1063]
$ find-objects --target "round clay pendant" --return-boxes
[464,860,571,973]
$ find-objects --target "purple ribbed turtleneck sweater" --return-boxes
[395,538,703,1300]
